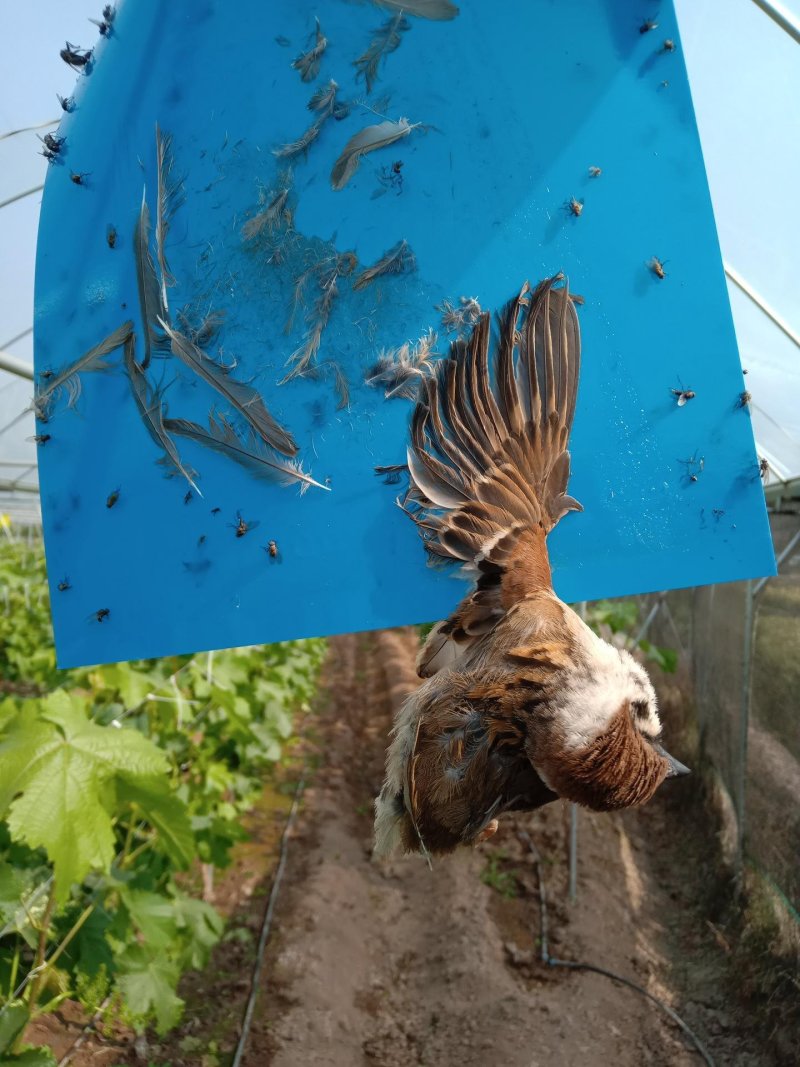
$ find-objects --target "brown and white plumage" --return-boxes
[375,274,688,858]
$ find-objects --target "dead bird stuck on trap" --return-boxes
[374,274,689,858]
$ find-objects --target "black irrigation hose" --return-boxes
[517,830,716,1067]
[230,773,306,1067]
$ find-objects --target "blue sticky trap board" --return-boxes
[35,0,775,669]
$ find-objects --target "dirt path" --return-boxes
[239,632,775,1067]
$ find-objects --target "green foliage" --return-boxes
[0,692,172,902]
[0,536,326,1051]
[585,600,678,673]
[480,852,520,899]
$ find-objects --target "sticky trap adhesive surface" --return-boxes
[35,0,775,668]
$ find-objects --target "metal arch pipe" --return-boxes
[1,326,33,350]
[749,0,800,45]
[0,117,60,141]
[0,185,44,211]
[724,262,800,350]
[0,349,34,380]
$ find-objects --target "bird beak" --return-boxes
[653,742,691,778]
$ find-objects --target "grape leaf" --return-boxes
[0,698,19,732]
[115,946,183,1034]
[120,888,179,949]
[0,862,29,929]
[0,1001,28,1055]
[170,892,224,969]
[0,864,47,948]
[0,1048,57,1067]
[0,692,168,901]
[67,907,114,979]
[90,663,157,709]
[115,774,195,868]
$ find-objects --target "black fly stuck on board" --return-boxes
[60,43,92,70]
[57,93,75,112]
[58,578,72,592]
[92,608,111,623]
[40,133,65,155]
[89,16,112,36]
[70,171,90,186]
[264,540,280,560]
[649,256,667,280]
[106,488,120,509]
[567,197,584,217]
[229,510,259,538]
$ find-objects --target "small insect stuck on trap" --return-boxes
[649,256,667,280]
[671,384,696,407]
[60,42,92,70]
[678,452,704,484]
[40,133,64,155]
[229,510,259,538]
[89,15,112,36]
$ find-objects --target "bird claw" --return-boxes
[475,819,499,843]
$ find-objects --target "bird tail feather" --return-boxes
[402,273,583,676]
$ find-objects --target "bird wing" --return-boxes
[402,274,583,677]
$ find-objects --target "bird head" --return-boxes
[531,628,689,811]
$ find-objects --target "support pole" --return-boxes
[737,581,755,885]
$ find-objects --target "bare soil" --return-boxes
[52,630,787,1066]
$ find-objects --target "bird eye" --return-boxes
[631,699,648,719]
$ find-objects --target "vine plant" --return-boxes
[0,536,326,1062]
